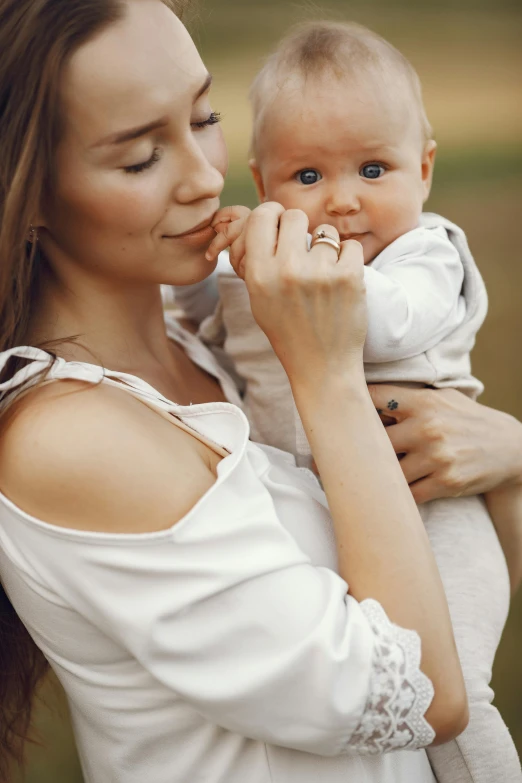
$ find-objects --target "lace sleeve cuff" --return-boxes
[345,598,435,754]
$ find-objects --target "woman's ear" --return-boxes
[421,140,437,202]
[27,210,48,243]
[249,159,267,203]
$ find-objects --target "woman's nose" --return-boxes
[174,138,225,205]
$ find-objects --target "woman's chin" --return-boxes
[160,252,218,288]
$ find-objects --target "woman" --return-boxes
[0,1,520,781]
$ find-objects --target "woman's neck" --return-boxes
[27,266,226,406]
[28,272,174,375]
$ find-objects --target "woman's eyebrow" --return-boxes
[93,117,169,148]
[92,73,213,149]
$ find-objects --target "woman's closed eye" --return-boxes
[360,162,386,180]
[295,168,322,186]
[192,111,222,130]
[123,112,222,174]
[124,148,162,175]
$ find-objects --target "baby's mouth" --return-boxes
[339,232,368,242]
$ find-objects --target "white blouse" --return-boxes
[0,319,436,783]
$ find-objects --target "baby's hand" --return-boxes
[206,205,251,274]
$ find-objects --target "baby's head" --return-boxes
[249,21,437,263]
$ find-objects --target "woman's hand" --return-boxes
[236,202,367,388]
[367,384,522,504]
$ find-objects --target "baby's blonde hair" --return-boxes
[249,20,433,158]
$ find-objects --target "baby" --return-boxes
[172,21,521,783]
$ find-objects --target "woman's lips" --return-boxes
[163,221,217,247]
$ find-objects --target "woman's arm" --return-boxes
[238,204,468,742]
[367,384,522,592]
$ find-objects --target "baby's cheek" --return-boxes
[372,193,419,245]
[279,188,323,226]
[361,234,384,265]
[264,180,292,208]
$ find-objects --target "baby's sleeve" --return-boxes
[363,227,465,363]
[54,459,435,757]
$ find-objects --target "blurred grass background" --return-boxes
[15,0,522,780]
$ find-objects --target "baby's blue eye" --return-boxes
[360,163,385,179]
[296,169,322,185]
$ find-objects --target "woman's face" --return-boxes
[41,0,228,288]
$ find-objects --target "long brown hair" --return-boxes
[0,0,188,776]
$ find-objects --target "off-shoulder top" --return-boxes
[0,318,436,783]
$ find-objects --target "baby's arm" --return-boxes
[363,228,464,363]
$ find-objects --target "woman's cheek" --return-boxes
[101,176,166,232]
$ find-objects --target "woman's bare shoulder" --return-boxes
[0,380,217,534]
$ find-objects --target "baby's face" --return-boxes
[251,75,436,264]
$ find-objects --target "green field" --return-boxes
[12,0,522,780]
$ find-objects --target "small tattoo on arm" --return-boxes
[387,400,398,411]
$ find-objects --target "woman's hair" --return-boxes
[0,0,188,775]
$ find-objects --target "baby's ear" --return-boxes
[249,159,267,203]
[421,140,437,201]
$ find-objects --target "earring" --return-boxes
[27,225,38,244]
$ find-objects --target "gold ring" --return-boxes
[310,229,341,257]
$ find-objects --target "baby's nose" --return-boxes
[326,185,361,215]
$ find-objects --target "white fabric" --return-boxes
[171,216,521,783]
[364,220,466,364]
[0,321,436,783]
[363,213,487,396]
[363,222,466,362]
